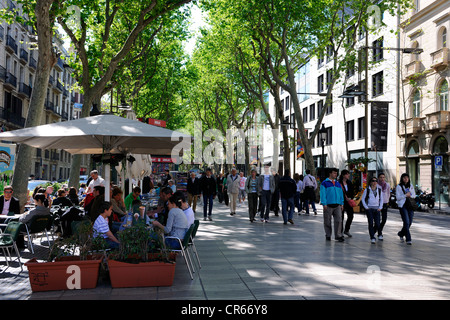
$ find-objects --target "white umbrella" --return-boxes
[0,114,190,200]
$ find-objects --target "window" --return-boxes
[286,96,290,111]
[326,70,333,90]
[326,95,333,115]
[317,100,323,116]
[318,52,324,67]
[372,71,383,97]
[413,90,421,117]
[326,45,334,62]
[358,117,365,139]
[439,80,448,111]
[346,97,355,107]
[309,103,315,121]
[326,126,333,145]
[309,131,315,148]
[281,99,286,111]
[318,74,324,92]
[372,37,384,62]
[302,107,308,123]
[443,28,447,48]
[346,120,355,141]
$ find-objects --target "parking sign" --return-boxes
[435,156,443,172]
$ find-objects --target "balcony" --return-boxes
[0,66,6,82]
[55,57,64,71]
[430,47,449,71]
[19,48,28,64]
[29,57,37,71]
[5,35,17,55]
[54,79,63,93]
[0,107,25,128]
[404,60,421,80]
[63,88,68,97]
[45,100,55,113]
[400,117,424,136]
[48,75,54,86]
[18,82,32,99]
[4,72,17,90]
[424,110,450,132]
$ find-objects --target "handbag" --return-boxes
[401,186,419,211]
[347,199,357,207]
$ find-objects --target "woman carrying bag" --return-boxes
[339,170,355,238]
[395,173,416,245]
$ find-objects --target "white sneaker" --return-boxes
[378,235,383,241]
[371,238,376,244]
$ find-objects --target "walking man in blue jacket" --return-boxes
[320,168,345,242]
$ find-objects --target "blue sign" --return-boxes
[435,156,443,167]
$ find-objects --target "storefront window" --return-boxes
[407,141,420,187]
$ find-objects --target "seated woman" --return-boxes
[174,191,194,226]
[19,193,51,227]
[52,189,74,207]
[152,195,189,249]
[67,187,80,206]
[93,201,120,249]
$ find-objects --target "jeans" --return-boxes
[366,208,381,240]
[248,193,258,221]
[399,206,414,242]
[304,198,317,214]
[281,197,294,223]
[203,194,214,217]
[294,192,301,212]
[375,203,388,236]
[260,190,272,220]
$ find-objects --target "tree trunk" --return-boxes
[12,0,56,211]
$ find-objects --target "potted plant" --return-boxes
[107,221,177,288]
[25,219,107,292]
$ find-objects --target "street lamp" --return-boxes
[318,123,327,179]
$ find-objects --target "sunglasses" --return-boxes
[4,191,13,194]
[370,179,378,183]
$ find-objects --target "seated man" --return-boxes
[0,185,20,216]
[125,186,141,211]
[93,201,120,249]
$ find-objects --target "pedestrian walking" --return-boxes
[396,173,416,245]
[199,168,216,221]
[320,168,345,242]
[270,169,280,216]
[216,172,225,204]
[187,172,200,213]
[339,169,354,237]
[361,177,384,244]
[278,169,297,225]
[303,169,318,215]
[293,173,304,214]
[258,164,275,222]
[227,168,241,216]
[245,168,259,222]
[376,172,390,240]
[222,172,229,206]
[238,172,247,204]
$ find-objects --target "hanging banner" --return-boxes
[371,101,389,152]
[296,130,304,159]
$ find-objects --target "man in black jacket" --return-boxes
[278,170,297,225]
[0,186,21,216]
[187,172,200,212]
[199,168,216,221]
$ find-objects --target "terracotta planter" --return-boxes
[25,255,103,292]
[107,254,176,288]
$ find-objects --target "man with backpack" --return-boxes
[361,177,384,244]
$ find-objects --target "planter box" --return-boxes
[107,254,176,288]
[25,256,103,292]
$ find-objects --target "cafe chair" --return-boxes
[188,220,201,269]
[20,215,51,254]
[165,224,196,280]
[0,221,24,271]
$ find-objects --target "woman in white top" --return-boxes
[395,173,416,245]
[362,177,384,244]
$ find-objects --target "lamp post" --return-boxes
[318,123,327,180]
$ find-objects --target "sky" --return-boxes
[184,3,208,56]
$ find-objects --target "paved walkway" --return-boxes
[1,199,450,300]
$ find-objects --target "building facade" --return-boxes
[399,0,449,205]
[0,0,89,181]
[264,9,400,187]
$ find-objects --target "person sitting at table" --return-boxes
[93,201,120,249]
[174,191,194,226]
[149,187,173,226]
[152,195,189,249]
[111,187,127,219]
[67,187,80,206]
[19,193,51,227]
[52,189,74,208]
[0,185,20,216]
[125,186,141,211]
[86,186,105,222]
